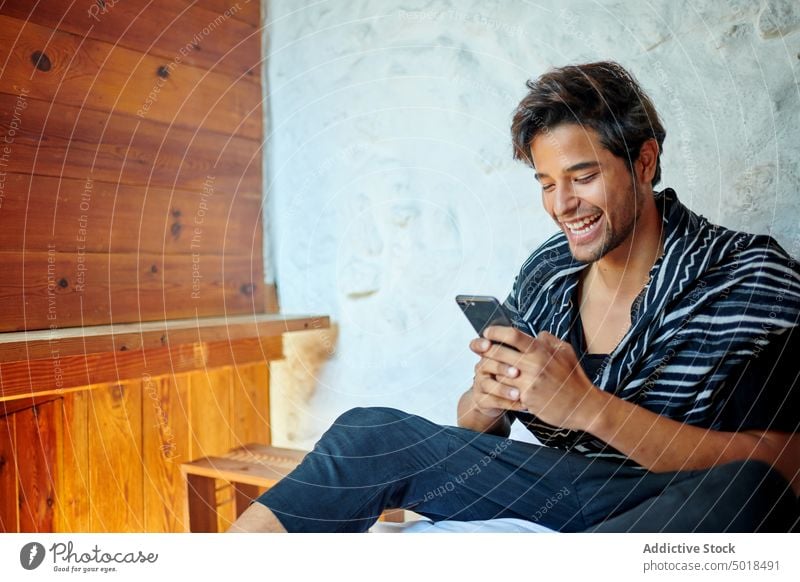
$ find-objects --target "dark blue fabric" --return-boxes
[256,407,798,533]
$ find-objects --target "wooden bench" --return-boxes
[181,443,405,532]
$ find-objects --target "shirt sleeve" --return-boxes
[716,327,800,433]
[501,274,519,318]
[502,274,531,334]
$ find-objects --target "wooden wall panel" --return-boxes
[15,401,58,532]
[0,96,262,196]
[56,390,90,533]
[0,0,265,333]
[0,0,261,80]
[0,251,264,332]
[142,373,192,532]
[231,362,270,448]
[0,15,261,140]
[189,366,236,529]
[0,174,263,255]
[88,380,144,532]
[190,368,232,458]
[2,349,280,532]
[196,0,260,25]
[0,414,18,532]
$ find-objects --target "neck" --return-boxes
[589,191,663,297]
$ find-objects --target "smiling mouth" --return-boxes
[563,212,602,236]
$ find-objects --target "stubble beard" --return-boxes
[571,182,643,264]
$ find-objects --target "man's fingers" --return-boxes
[473,391,525,413]
[483,341,527,368]
[483,325,520,349]
[537,330,564,351]
[469,337,491,354]
[476,376,525,407]
[475,357,520,379]
[485,325,536,352]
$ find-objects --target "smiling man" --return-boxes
[230,61,800,533]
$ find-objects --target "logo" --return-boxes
[20,542,46,570]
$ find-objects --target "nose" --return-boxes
[551,181,578,219]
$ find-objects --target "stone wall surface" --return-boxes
[262,0,800,448]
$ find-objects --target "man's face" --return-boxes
[530,123,644,264]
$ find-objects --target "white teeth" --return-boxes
[565,213,601,233]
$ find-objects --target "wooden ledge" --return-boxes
[0,313,329,363]
[0,314,329,401]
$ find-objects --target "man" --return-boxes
[231,61,799,533]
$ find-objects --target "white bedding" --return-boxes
[370,517,555,533]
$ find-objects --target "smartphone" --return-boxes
[455,295,514,337]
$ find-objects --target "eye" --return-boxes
[541,183,555,193]
[574,173,598,184]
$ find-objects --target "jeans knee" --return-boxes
[316,407,411,456]
[332,406,410,429]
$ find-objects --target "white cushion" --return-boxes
[370,517,555,533]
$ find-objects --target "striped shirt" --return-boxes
[503,188,800,464]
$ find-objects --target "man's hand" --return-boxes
[457,332,528,436]
[477,326,601,431]
[466,335,529,418]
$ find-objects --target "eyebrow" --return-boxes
[534,161,600,182]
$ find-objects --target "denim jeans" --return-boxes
[256,407,798,533]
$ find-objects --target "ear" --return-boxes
[635,138,659,185]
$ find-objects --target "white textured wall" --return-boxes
[263,0,800,449]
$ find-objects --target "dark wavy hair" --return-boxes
[511,61,666,186]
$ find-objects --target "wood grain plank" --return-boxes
[0,413,19,532]
[190,367,232,459]
[142,372,192,532]
[195,0,260,25]
[16,400,58,532]
[52,388,65,534]
[0,15,261,140]
[0,0,261,80]
[231,362,270,448]
[205,336,283,369]
[0,173,262,255]
[0,95,262,194]
[56,389,90,532]
[0,313,323,363]
[264,283,279,314]
[0,251,264,332]
[189,366,235,529]
[184,472,219,532]
[0,395,60,418]
[88,380,144,532]
[233,482,260,517]
[0,336,284,400]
